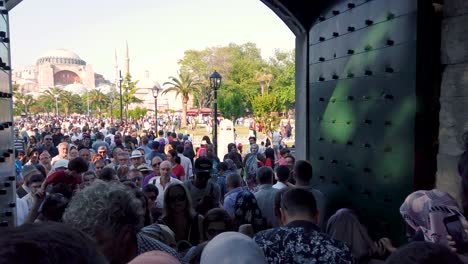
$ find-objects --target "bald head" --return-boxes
[159,160,172,177]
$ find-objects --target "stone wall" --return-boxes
[437,0,468,203]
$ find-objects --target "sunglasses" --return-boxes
[129,177,143,182]
[152,162,161,167]
[206,228,225,236]
[45,138,52,140]
[168,194,186,202]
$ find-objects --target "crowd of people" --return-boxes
[2,116,468,263]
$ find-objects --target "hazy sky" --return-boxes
[9,0,295,84]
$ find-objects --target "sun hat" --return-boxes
[137,164,153,172]
[130,150,143,159]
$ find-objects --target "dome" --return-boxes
[36,48,86,66]
[137,70,161,90]
[63,83,89,95]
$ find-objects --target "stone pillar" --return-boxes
[437,0,468,203]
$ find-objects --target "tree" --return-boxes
[218,83,244,121]
[163,71,201,127]
[41,87,65,116]
[268,49,295,111]
[128,106,148,119]
[251,93,282,141]
[122,73,142,120]
[88,89,108,116]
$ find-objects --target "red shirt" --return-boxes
[265,158,274,168]
[46,170,82,189]
[172,164,186,180]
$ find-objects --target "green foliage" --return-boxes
[88,89,109,116]
[122,73,142,119]
[218,83,244,121]
[177,43,295,115]
[251,93,282,138]
[13,84,36,116]
[128,107,148,119]
[163,71,201,127]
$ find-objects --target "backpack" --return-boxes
[187,180,216,215]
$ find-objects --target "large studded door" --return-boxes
[308,0,420,241]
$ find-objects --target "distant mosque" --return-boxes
[12,43,193,112]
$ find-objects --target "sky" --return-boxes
[9,0,295,84]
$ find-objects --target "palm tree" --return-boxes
[41,87,65,116]
[88,89,108,116]
[163,71,201,127]
[255,70,273,95]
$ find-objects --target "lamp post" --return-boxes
[86,87,90,116]
[110,86,115,123]
[151,83,162,130]
[54,94,59,117]
[119,70,123,124]
[210,70,222,156]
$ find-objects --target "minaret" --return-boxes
[114,49,119,85]
[124,41,130,77]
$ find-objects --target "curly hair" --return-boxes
[62,183,145,237]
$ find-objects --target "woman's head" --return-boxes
[400,189,463,242]
[163,183,192,215]
[223,159,237,171]
[203,208,233,241]
[228,143,236,153]
[69,148,79,160]
[166,149,178,163]
[29,135,37,144]
[250,144,259,154]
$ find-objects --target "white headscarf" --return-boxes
[201,232,266,264]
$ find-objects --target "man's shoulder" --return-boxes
[170,177,182,184]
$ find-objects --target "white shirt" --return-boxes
[272,181,288,190]
[148,176,182,209]
[16,196,29,226]
[21,193,34,212]
[178,153,193,180]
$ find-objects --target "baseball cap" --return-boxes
[130,150,143,159]
[194,157,212,173]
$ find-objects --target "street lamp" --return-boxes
[118,70,123,124]
[86,87,90,116]
[210,70,222,156]
[151,82,162,129]
[110,85,116,123]
[54,94,59,117]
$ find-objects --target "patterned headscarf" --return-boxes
[224,159,237,171]
[234,190,267,233]
[400,189,464,242]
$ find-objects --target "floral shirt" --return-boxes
[254,220,354,264]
